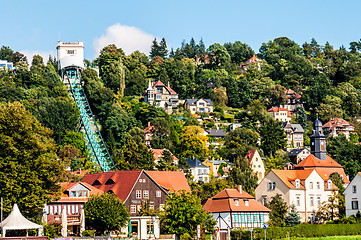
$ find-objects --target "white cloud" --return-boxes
[93,23,155,58]
[20,50,56,65]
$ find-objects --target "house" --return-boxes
[151,149,178,164]
[294,118,349,185]
[255,169,337,222]
[185,157,210,182]
[281,89,302,115]
[82,170,190,239]
[203,186,270,233]
[283,122,305,149]
[344,173,361,217]
[288,148,310,164]
[229,123,242,131]
[144,80,179,114]
[45,182,103,235]
[267,107,292,122]
[246,150,265,184]
[203,159,232,178]
[322,118,356,139]
[0,60,13,70]
[240,55,262,72]
[143,122,155,146]
[184,98,214,114]
[205,129,227,147]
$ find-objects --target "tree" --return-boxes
[179,126,208,160]
[223,127,259,158]
[191,178,233,205]
[228,156,258,195]
[85,193,129,235]
[150,117,171,149]
[269,84,287,107]
[285,205,301,227]
[160,191,216,239]
[295,105,308,130]
[213,87,228,107]
[0,101,67,218]
[266,193,288,227]
[260,118,287,157]
[207,43,231,68]
[316,95,343,122]
[32,54,44,66]
[0,46,14,61]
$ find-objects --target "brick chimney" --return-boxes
[237,185,242,194]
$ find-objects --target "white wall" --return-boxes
[345,174,361,217]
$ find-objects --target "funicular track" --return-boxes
[64,67,115,172]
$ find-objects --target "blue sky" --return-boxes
[1,0,361,61]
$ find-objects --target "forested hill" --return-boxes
[1,36,361,185]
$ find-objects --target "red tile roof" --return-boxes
[285,89,301,99]
[322,118,354,131]
[146,171,190,192]
[242,55,262,66]
[267,107,292,117]
[203,189,270,213]
[81,170,142,201]
[246,150,256,164]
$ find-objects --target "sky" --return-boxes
[1,0,361,62]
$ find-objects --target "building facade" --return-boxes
[283,122,305,149]
[267,107,292,122]
[184,98,214,114]
[246,150,265,184]
[185,157,210,182]
[323,118,356,139]
[144,80,179,114]
[0,60,13,70]
[344,173,361,217]
[281,89,301,115]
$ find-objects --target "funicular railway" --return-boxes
[57,41,115,172]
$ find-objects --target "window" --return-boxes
[353,185,357,194]
[81,191,88,197]
[245,200,249,207]
[49,205,53,215]
[70,191,76,197]
[130,205,136,213]
[317,182,320,189]
[247,215,251,223]
[327,180,332,189]
[253,215,258,223]
[67,50,75,54]
[240,214,245,223]
[296,196,300,206]
[198,169,202,174]
[295,179,300,188]
[309,182,313,189]
[143,190,149,199]
[310,197,314,206]
[199,102,205,106]
[76,205,79,214]
[235,199,239,206]
[156,190,161,198]
[147,221,154,234]
[352,200,359,210]
[137,205,142,212]
[317,197,321,207]
[233,214,239,223]
[260,214,264,223]
[156,95,161,100]
[262,196,267,205]
[149,205,154,210]
[157,88,162,93]
[136,190,142,199]
[268,182,276,190]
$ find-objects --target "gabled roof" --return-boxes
[185,157,209,168]
[285,89,301,99]
[323,118,354,130]
[288,148,310,157]
[267,107,291,117]
[203,189,270,213]
[152,80,177,95]
[206,129,226,137]
[56,182,104,202]
[81,170,143,201]
[241,55,262,66]
[185,98,214,106]
[283,122,305,133]
[143,122,155,134]
[246,150,259,164]
[146,171,191,192]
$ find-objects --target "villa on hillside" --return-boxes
[283,122,305,149]
[322,118,356,139]
[267,107,292,122]
[246,150,265,184]
[144,80,179,114]
[184,98,214,114]
[281,89,302,115]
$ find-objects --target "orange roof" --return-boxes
[272,169,315,189]
[285,89,301,99]
[56,182,104,202]
[246,150,257,164]
[151,149,179,162]
[295,154,343,168]
[242,55,261,66]
[146,171,190,192]
[203,189,270,213]
[323,118,354,131]
[267,107,291,117]
[143,122,155,134]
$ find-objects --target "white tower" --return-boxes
[56,41,84,70]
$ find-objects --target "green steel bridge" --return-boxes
[64,68,115,172]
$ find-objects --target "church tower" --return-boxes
[310,117,327,160]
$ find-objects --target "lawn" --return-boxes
[285,236,361,240]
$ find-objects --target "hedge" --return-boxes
[231,223,361,240]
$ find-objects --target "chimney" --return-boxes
[148,122,151,127]
[237,185,242,194]
[168,81,170,87]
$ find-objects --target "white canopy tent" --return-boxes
[0,204,43,237]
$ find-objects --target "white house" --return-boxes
[56,41,84,70]
[184,98,214,114]
[185,157,210,182]
[0,60,13,70]
[245,150,265,184]
[267,107,292,122]
[203,186,270,232]
[255,169,337,222]
[344,173,361,217]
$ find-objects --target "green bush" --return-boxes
[231,223,361,240]
[82,229,95,237]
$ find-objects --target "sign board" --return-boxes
[263,224,268,230]
[249,228,253,232]
[197,225,201,239]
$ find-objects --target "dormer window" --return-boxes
[70,191,76,197]
[245,200,249,207]
[295,179,300,188]
[235,199,239,206]
[327,180,332,189]
[92,180,101,186]
[105,179,115,185]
